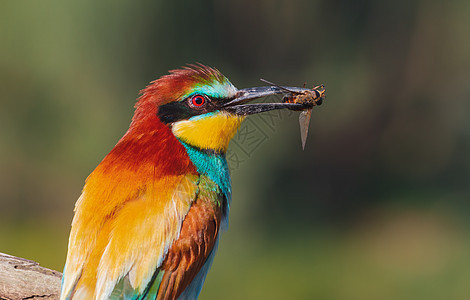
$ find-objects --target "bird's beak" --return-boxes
[223,86,312,116]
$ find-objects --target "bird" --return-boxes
[60,64,311,300]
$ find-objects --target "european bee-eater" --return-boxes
[61,64,313,300]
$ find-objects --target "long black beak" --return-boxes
[223,86,312,116]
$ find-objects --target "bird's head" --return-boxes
[132,64,310,153]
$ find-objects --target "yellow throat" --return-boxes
[171,111,244,152]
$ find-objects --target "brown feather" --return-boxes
[156,194,221,300]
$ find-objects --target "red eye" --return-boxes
[191,95,206,107]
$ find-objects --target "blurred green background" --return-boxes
[1,0,470,299]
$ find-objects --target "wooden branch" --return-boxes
[0,253,61,300]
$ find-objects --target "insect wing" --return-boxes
[260,78,299,94]
[299,108,312,150]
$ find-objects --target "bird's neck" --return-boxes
[178,140,232,202]
[95,116,196,180]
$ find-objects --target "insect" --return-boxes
[260,78,326,150]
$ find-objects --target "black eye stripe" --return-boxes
[158,95,219,124]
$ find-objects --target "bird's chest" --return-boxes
[179,141,232,225]
[180,142,231,199]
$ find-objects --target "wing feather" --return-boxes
[155,175,223,300]
[61,173,199,300]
